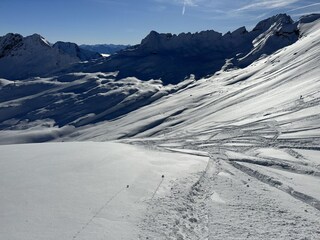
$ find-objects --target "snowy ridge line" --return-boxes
[163,147,209,157]
[278,145,320,151]
[72,186,128,240]
[140,148,213,239]
[191,151,213,193]
[229,161,320,211]
[151,176,165,200]
[228,158,320,177]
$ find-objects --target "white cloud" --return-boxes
[235,0,301,11]
[182,0,198,15]
[287,3,320,12]
[153,0,314,17]
[291,11,320,17]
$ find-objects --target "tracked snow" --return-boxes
[0,14,320,240]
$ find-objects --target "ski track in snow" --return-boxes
[132,118,320,239]
[1,16,320,240]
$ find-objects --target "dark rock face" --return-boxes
[0,33,23,58]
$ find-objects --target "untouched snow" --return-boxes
[0,142,207,240]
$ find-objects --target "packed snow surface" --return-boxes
[0,142,207,240]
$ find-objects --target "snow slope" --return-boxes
[0,142,207,240]
[0,72,193,143]
[65,15,319,239]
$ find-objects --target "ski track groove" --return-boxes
[133,110,320,239]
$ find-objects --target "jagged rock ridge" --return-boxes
[82,14,318,84]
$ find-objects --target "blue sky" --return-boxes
[0,0,319,44]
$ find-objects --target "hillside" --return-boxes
[0,14,320,239]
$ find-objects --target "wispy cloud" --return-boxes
[182,0,198,15]
[287,3,320,12]
[182,2,186,15]
[153,0,318,19]
[235,0,301,12]
[155,0,199,15]
[155,0,304,15]
[291,11,320,17]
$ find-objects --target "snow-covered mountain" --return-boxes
[0,13,320,240]
[0,33,101,80]
[80,44,130,55]
[81,14,308,84]
[0,13,319,140]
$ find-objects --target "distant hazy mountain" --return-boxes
[80,44,130,55]
[0,34,101,80]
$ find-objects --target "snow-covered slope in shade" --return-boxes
[0,142,207,240]
[0,73,194,144]
[80,14,312,84]
[65,15,320,143]
[53,41,101,61]
[0,34,101,80]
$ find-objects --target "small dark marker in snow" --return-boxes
[126,185,129,188]
[162,175,164,178]
[247,185,249,187]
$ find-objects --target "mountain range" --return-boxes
[0,13,320,240]
[80,44,130,55]
[1,14,318,83]
[77,13,316,84]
